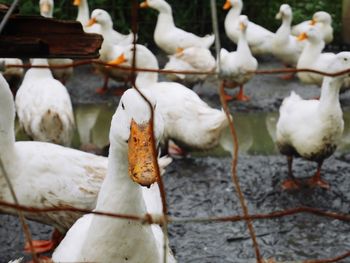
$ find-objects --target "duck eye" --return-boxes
[344,58,348,62]
[121,102,125,110]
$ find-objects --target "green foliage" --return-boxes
[2,0,343,46]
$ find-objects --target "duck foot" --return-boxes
[24,229,63,254]
[112,87,128,96]
[27,256,52,263]
[279,73,294,80]
[306,176,330,189]
[281,178,301,190]
[168,140,187,158]
[234,86,250,102]
[95,86,108,95]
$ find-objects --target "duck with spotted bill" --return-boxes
[0,71,171,254]
[276,52,350,190]
[52,88,176,262]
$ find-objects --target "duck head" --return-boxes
[87,9,112,28]
[329,52,350,79]
[297,27,323,43]
[111,88,163,187]
[39,0,54,18]
[310,11,332,26]
[223,0,242,11]
[238,15,249,32]
[276,4,292,20]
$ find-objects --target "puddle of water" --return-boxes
[15,104,350,156]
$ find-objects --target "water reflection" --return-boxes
[15,104,350,156]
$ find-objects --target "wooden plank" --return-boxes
[0,11,103,58]
[343,0,350,44]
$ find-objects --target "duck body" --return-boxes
[276,52,350,189]
[52,89,175,262]
[223,0,273,55]
[163,46,216,86]
[272,4,305,66]
[141,0,214,54]
[109,44,228,152]
[15,59,75,146]
[291,11,333,44]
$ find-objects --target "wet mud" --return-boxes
[1,56,350,262]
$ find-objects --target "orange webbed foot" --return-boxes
[307,176,330,190]
[281,178,301,191]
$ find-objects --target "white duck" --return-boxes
[292,11,333,44]
[39,0,74,85]
[276,52,350,190]
[223,0,274,56]
[0,74,171,254]
[72,0,100,34]
[15,58,75,146]
[140,0,214,54]
[87,9,134,46]
[86,9,132,95]
[108,44,228,155]
[272,4,306,67]
[163,46,216,87]
[52,88,176,262]
[0,58,24,95]
[296,27,350,89]
[219,15,258,102]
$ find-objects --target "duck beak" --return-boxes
[223,0,231,10]
[239,22,246,31]
[175,47,184,57]
[309,18,317,26]
[40,3,50,14]
[140,1,149,8]
[86,18,97,27]
[107,54,126,66]
[73,0,80,6]
[128,119,158,187]
[275,12,282,20]
[297,32,308,41]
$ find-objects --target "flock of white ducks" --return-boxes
[0,0,349,261]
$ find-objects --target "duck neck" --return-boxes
[135,54,159,89]
[299,40,324,65]
[77,0,90,25]
[154,1,175,33]
[25,59,53,80]
[95,142,145,215]
[237,29,252,58]
[319,77,342,112]
[0,76,15,160]
[276,16,292,44]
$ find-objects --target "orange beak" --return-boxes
[86,18,97,27]
[223,0,232,10]
[309,18,317,26]
[128,119,158,187]
[140,1,149,8]
[239,22,246,31]
[175,47,184,57]
[297,32,308,41]
[73,0,80,6]
[40,3,50,14]
[107,54,127,67]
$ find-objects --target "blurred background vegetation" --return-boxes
[1,0,344,49]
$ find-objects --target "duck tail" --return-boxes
[203,34,215,49]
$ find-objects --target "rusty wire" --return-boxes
[1,2,350,263]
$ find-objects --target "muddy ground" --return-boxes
[1,56,350,262]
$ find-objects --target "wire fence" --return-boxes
[0,1,350,263]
